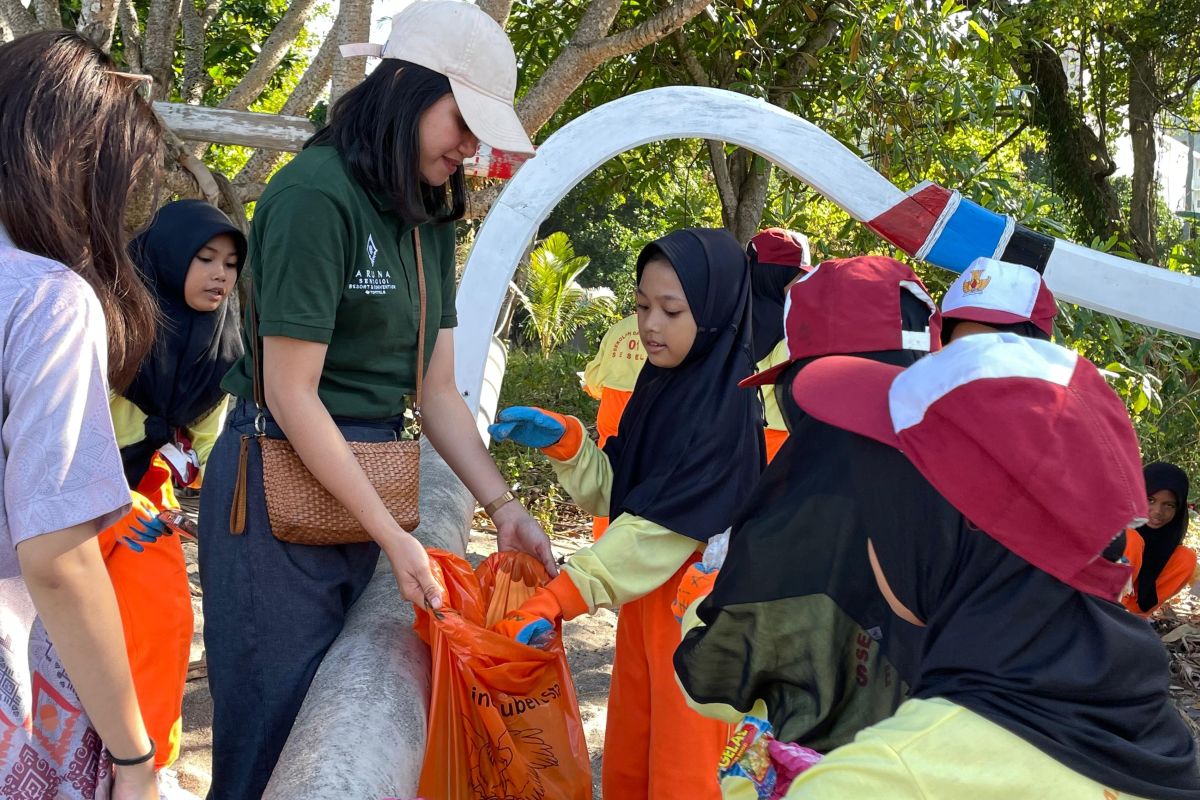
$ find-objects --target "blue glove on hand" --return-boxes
[488,406,566,449]
[122,514,168,552]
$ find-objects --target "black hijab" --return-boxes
[1135,462,1192,612]
[602,228,764,542]
[674,291,938,752]
[121,200,246,487]
[749,262,799,363]
[867,451,1200,798]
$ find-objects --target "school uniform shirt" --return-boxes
[756,339,789,435]
[221,146,458,419]
[109,393,228,481]
[583,314,645,398]
[776,698,1155,800]
[0,224,131,797]
[544,422,702,615]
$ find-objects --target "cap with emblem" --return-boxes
[940,257,1057,340]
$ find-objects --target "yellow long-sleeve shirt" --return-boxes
[109,393,229,481]
[757,339,789,434]
[775,697,1152,800]
[546,423,701,615]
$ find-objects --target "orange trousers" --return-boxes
[602,559,728,800]
[98,461,193,770]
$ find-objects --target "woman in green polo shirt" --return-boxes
[196,4,554,797]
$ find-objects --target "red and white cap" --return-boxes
[791,333,1146,599]
[748,228,812,269]
[739,255,941,387]
[339,1,534,155]
[941,257,1057,337]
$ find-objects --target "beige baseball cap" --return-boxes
[340,0,535,155]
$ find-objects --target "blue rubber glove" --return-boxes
[494,613,556,647]
[488,406,566,449]
[122,513,168,552]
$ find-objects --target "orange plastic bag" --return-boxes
[415,549,592,800]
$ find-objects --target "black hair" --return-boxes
[306,60,466,224]
[941,317,1050,345]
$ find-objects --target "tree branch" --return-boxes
[117,0,143,71]
[0,0,39,39]
[33,0,60,28]
[329,0,372,105]
[180,0,209,105]
[78,0,120,51]
[142,0,182,99]
[233,11,342,194]
[477,0,514,26]
[218,0,318,110]
[516,0,708,136]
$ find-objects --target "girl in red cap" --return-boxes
[780,333,1200,799]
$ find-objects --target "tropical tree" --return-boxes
[517,232,618,357]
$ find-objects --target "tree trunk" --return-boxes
[0,0,39,40]
[78,0,120,51]
[329,0,372,105]
[142,0,182,99]
[1127,45,1159,262]
[218,0,319,111]
[1012,39,1125,246]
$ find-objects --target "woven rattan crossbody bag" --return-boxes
[228,229,426,545]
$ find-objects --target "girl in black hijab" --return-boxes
[490,228,763,799]
[1122,462,1195,616]
[116,198,246,494]
[99,199,244,780]
[674,256,942,754]
[746,228,812,462]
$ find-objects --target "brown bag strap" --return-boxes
[248,227,427,423]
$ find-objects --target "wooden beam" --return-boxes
[154,102,314,151]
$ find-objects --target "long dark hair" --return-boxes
[307,60,466,224]
[0,31,163,391]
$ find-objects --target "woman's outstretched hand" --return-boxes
[383,531,444,609]
[492,502,559,577]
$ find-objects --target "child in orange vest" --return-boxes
[1122,462,1196,616]
[100,200,244,791]
[490,228,765,800]
[746,228,811,462]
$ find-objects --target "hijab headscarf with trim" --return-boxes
[1135,461,1192,612]
[121,200,246,487]
[867,453,1200,798]
[602,228,764,542]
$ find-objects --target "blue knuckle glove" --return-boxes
[487,406,565,449]
[130,514,168,544]
[121,536,145,553]
[514,618,554,647]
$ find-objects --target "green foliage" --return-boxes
[491,348,600,530]
[518,232,620,357]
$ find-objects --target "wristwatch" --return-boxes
[483,490,517,519]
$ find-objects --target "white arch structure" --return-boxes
[454,86,1200,417]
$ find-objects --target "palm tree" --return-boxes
[517,232,617,356]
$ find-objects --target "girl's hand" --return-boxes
[381,530,443,609]
[111,761,158,800]
[492,503,559,577]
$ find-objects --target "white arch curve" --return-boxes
[454,86,1200,417]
